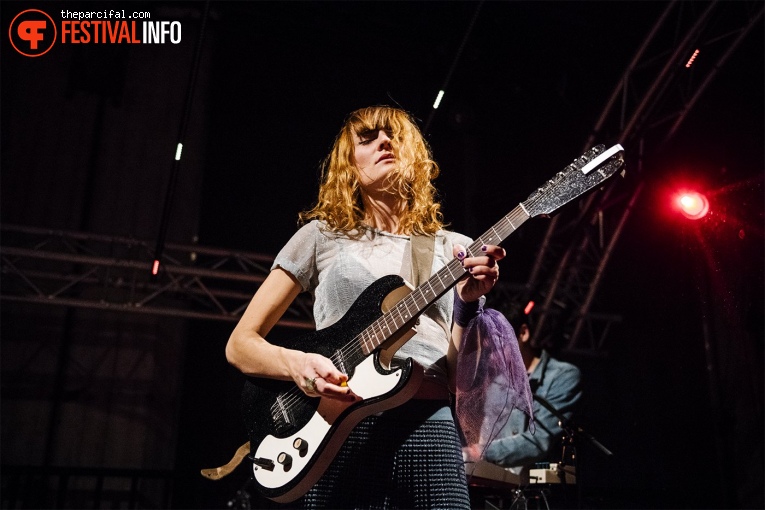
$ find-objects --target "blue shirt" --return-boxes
[484,350,582,468]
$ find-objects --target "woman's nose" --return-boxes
[378,131,392,148]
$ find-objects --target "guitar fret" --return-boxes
[485,225,500,245]
[363,330,373,355]
[386,315,397,333]
[411,292,424,312]
[448,260,463,280]
[432,271,446,294]
[391,304,404,329]
[373,321,385,343]
[365,327,379,354]
[421,280,433,299]
[360,331,372,354]
[383,317,392,336]
[401,297,413,321]
[403,295,415,318]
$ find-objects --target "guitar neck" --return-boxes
[358,204,531,355]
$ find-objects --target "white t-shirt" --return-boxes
[272,220,471,387]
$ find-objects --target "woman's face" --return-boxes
[353,128,396,193]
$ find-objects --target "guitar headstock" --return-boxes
[521,144,625,217]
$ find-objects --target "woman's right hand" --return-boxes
[227,268,359,402]
[290,351,360,402]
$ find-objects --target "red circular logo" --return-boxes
[9,9,57,57]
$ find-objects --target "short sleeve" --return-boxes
[271,221,319,292]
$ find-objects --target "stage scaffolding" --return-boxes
[0,223,315,330]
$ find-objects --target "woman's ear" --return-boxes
[518,323,531,344]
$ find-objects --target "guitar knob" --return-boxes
[277,452,292,470]
[293,438,308,457]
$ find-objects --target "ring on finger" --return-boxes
[304,377,317,393]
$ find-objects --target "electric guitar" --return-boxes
[240,144,625,502]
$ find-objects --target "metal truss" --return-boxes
[0,224,315,330]
[510,0,763,354]
[2,3,760,355]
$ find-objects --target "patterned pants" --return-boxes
[300,401,470,509]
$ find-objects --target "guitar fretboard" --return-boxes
[355,204,531,356]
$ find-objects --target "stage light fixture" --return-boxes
[685,49,700,68]
[432,90,445,109]
[677,191,709,220]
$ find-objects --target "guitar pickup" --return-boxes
[333,352,347,376]
[271,395,293,434]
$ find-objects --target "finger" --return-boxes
[315,365,348,385]
[314,379,360,401]
[480,244,506,261]
[463,255,496,269]
[453,244,467,261]
[302,376,318,394]
[305,353,348,384]
[313,378,340,393]
[465,265,499,280]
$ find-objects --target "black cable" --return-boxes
[424,0,484,134]
[152,0,212,277]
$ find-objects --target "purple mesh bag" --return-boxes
[456,308,534,462]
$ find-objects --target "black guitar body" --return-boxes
[241,274,425,502]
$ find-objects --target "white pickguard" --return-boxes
[253,355,403,489]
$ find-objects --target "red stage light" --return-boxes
[677,191,709,220]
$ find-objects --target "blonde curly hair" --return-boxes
[299,106,445,235]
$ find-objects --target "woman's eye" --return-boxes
[359,139,373,145]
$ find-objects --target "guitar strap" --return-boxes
[409,233,435,287]
[409,233,451,340]
[200,441,250,481]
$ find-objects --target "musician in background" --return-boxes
[483,318,582,471]
[226,105,510,508]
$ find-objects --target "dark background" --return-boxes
[2,1,763,509]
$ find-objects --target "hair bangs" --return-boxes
[349,107,394,133]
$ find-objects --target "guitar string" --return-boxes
[274,148,615,414]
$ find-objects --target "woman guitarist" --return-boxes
[226,105,505,508]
